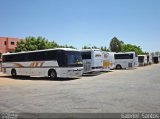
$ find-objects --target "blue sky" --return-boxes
[0,0,160,52]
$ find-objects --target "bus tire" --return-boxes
[48,69,57,80]
[11,69,17,77]
[116,65,122,69]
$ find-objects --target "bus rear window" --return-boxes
[81,52,91,59]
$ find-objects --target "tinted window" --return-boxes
[81,52,91,59]
[66,51,83,67]
[138,56,144,63]
[45,50,57,60]
[3,55,8,62]
[147,56,149,62]
[57,50,66,67]
[16,54,26,62]
[38,51,45,61]
[2,55,7,62]
[28,52,37,61]
[2,50,59,62]
[3,54,17,62]
[114,54,133,59]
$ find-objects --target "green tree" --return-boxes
[121,44,144,55]
[82,45,101,49]
[109,37,122,52]
[58,44,76,49]
[82,45,91,49]
[92,46,98,49]
[100,46,110,51]
[15,36,58,52]
[105,46,110,51]
[100,46,104,51]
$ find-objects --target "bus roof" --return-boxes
[102,51,115,54]
[138,55,147,56]
[81,49,101,52]
[2,48,79,55]
[115,52,136,54]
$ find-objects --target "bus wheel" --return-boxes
[11,69,17,77]
[116,65,122,69]
[48,70,57,80]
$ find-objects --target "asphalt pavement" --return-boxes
[0,64,160,113]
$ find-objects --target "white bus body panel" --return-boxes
[148,54,153,64]
[2,61,83,78]
[144,55,148,65]
[81,49,103,73]
[102,52,115,71]
[115,52,137,69]
[82,60,92,73]
[92,50,103,70]
[108,52,116,70]
[115,59,135,69]
[138,55,148,66]
[135,57,139,67]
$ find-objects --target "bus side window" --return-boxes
[57,50,62,66]
[28,52,37,61]
[16,54,25,62]
[5,55,9,62]
[57,50,66,67]
[9,55,14,62]
[46,50,57,61]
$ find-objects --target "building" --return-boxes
[0,37,19,54]
[0,37,19,71]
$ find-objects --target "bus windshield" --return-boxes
[138,56,144,63]
[66,51,83,67]
[81,52,91,59]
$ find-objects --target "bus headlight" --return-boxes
[76,61,83,64]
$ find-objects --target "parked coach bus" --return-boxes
[81,49,103,73]
[114,52,137,69]
[153,56,159,64]
[2,48,83,79]
[102,52,115,71]
[138,55,148,66]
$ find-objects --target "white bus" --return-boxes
[152,56,159,64]
[2,48,83,79]
[102,52,115,71]
[81,49,103,73]
[114,52,137,69]
[147,54,153,65]
[138,55,148,66]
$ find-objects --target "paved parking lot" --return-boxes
[0,64,160,113]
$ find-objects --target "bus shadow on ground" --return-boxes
[82,71,113,77]
[0,75,79,81]
[101,70,114,73]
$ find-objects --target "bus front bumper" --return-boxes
[67,69,83,77]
